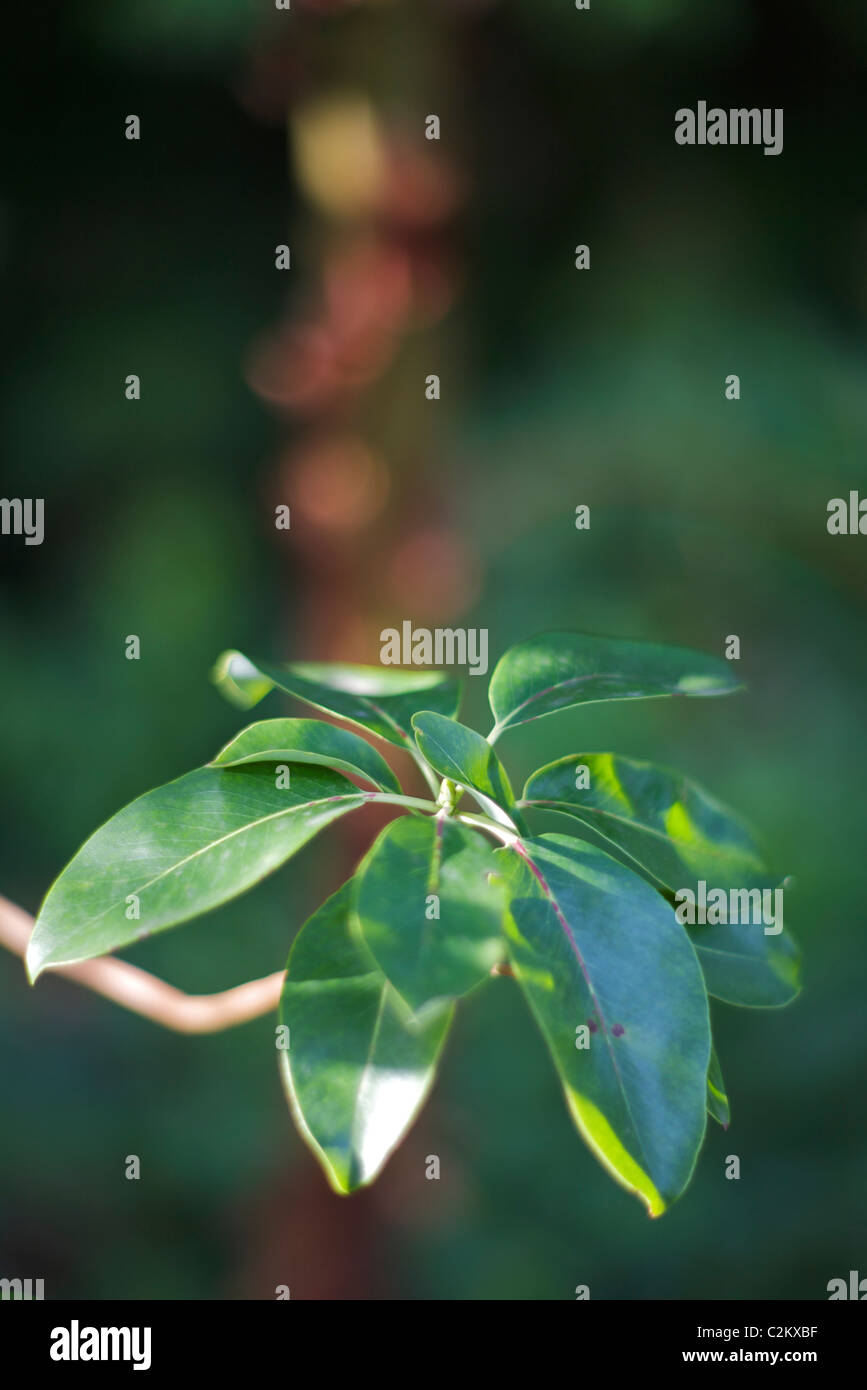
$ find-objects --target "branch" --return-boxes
[0,895,284,1034]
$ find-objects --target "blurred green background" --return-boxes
[1,0,865,1299]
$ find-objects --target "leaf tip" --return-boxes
[211,650,273,710]
[323,1167,355,1198]
[24,938,46,985]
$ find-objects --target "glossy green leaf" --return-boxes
[687,914,800,1008]
[210,717,401,793]
[521,753,769,891]
[411,710,525,831]
[707,1046,730,1127]
[495,833,710,1216]
[488,631,741,738]
[353,816,506,1015]
[520,754,799,1008]
[213,649,460,749]
[280,881,453,1194]
[27,765,369,979]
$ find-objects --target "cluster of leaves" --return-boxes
[26,633,799,1215]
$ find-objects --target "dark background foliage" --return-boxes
[1,0,865,1298]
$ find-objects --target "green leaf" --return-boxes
[521,753,769,892]
[495,833,710,1216]
[488,631,742,738]
[687,914,800,1008]
[520,755,799,1009]
[210,717,402,793]
[212,649,460,749]
[411,710,525,831]
[280,881,453,1194]
[27,766,369,979]
[353,816,506,1015]
[707,1046,730,1127]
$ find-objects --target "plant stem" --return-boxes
[370,792,439,814]
[409,747,442,798]
[0,895,283,1034]
[456,812,519,848]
